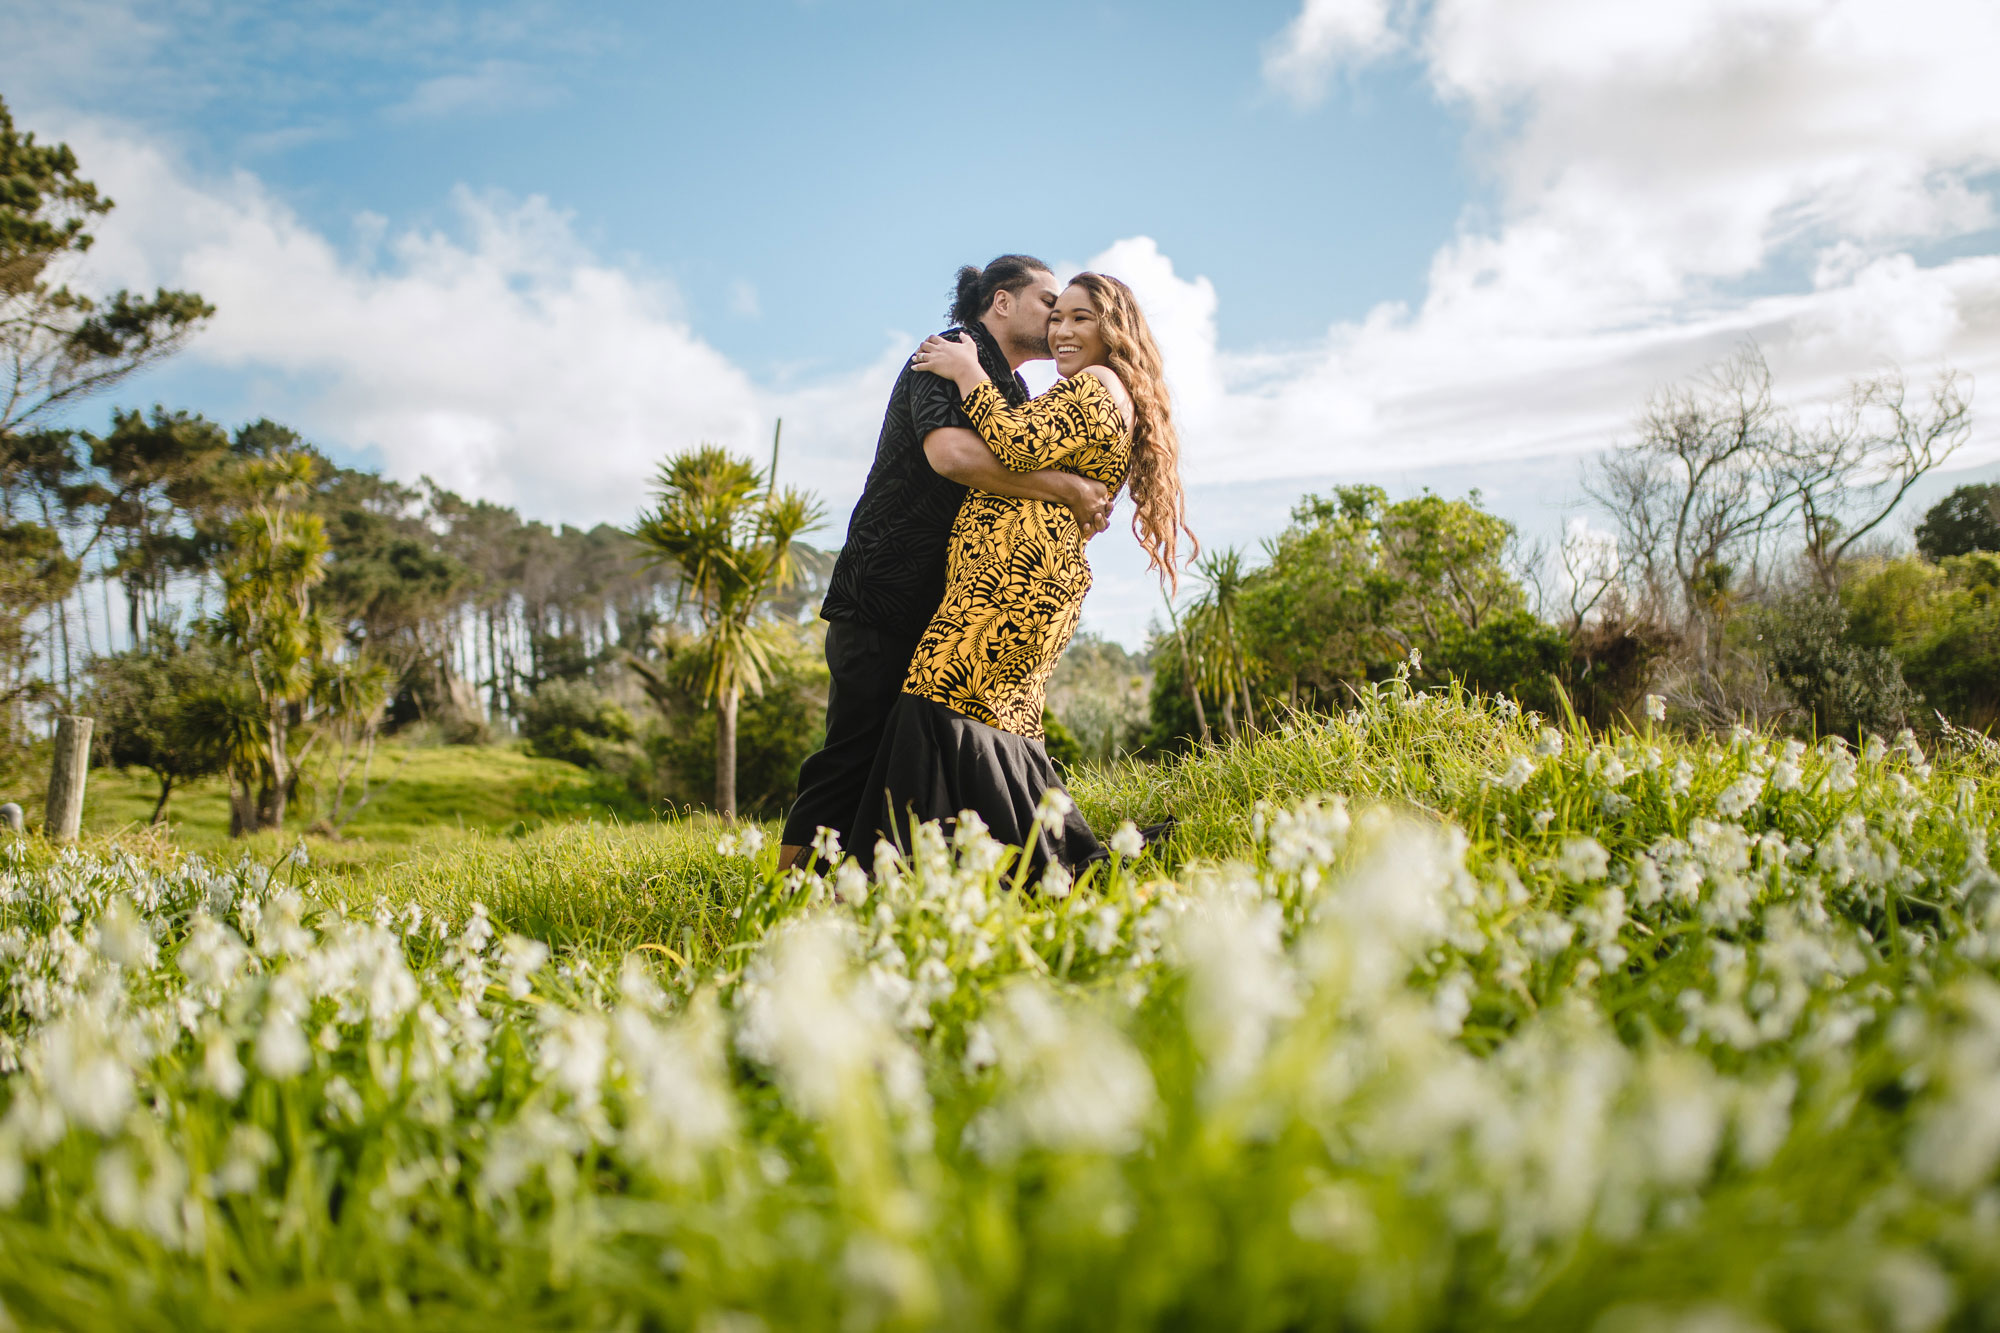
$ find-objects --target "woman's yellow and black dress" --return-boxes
[853,372,1129,872]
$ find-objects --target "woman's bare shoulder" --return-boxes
[1077,365,1133,422]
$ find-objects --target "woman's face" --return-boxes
[1047,285,1107,378]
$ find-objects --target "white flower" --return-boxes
[40,1008,135,1136]
[615,993,738,1171]
[1109,821,1145,859]
[962,1021,998,1074]
[1532,808,1556,833]
[253,891,314,958]
[735,918,920,1124]
[203,1031,246,1100]
[1533,728,1565,758]
[499,935,551,1001]
[538,1009,609,1111]
[1085,904,1125,954]
[1557,837,1610,883]
[91,896,156,970]
[1497,755,1536,790]
[1645,694,1667,722]
[1670,759,1695,795]
[833,860,870,907]
[255,1006,311,1081]
[212,1126,275,1196]
[1035,786,1076,831]
[1714,774,1765,819]
[965,978,1155,1161]
[1176,895,1296,1095]
[322,1074,364,1126]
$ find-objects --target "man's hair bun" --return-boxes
[947,254,1052,326]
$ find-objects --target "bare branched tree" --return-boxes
[1556,517,1621,631]
[1585,346,1793,660]
[1781,368,1973,593]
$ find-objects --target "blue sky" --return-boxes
[5,0,1999,644]
[11,4,1471,369]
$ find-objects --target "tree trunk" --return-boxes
[228,782,256,838]
[1166,602,1211,745]
[44,714,93,842]
[257,781,287,832]
[716,684,739,819]
[149,775,174,825]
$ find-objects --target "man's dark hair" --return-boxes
[948,254,1052,326]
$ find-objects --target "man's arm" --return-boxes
[924,428,1112,536]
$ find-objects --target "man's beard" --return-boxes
[1015,326,1053,359]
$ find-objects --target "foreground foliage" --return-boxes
[3,676,2000,1329]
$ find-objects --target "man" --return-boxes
[779,254,1113,870]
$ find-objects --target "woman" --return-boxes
[851,272,1193,874]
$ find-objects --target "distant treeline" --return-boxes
[0,408,832,737]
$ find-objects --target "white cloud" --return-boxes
[390,60,556,119]
[62,120,772,525]
[1215,0,2000,487]
[1262,0,1402,105]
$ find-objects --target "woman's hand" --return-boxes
[910,333,989,395]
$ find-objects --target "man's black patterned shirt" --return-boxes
[821,321,1031,639]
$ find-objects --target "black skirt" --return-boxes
[852,693,1104,875]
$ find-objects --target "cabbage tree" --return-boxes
[629,444,822,818]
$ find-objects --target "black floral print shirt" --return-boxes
[821,321,1030,640]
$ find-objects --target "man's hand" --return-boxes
[1055,474,1114,538]
[925,427,1113,537]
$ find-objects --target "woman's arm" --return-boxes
[923,428,1114,535]
[911,332,1109,472]
[961,379,1101,473]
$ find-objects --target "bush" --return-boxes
[1845,554,2000,730]
[1422,609,1569,717]
[84,631,238,822]
[1040,708,1082,776]
[517,679,635,769]
[1763,591,1919,737]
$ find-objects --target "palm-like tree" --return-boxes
[629,443,823,818]
[1187,547,1259,737]
[212,452,334,833]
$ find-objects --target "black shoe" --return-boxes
[1138,818,1177,850]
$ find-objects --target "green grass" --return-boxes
[30,741,657,875]
[5,680,2000,1330]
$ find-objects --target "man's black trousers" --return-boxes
[780,619,920,856]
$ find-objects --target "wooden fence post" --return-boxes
[44,715,93,843]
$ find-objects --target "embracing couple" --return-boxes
[778,254,1192,878]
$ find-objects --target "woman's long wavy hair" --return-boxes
[1067,272,1197,590]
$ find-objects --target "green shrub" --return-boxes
[517,678,634,769]
[1762,591,1919,737]
[1846,553,2000,729]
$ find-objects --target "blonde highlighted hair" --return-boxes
[1065,271,1197,590]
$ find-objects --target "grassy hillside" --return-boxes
[3,678,2000,1329]
[9,741,657,874]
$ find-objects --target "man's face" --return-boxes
[989,269,1060,359]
